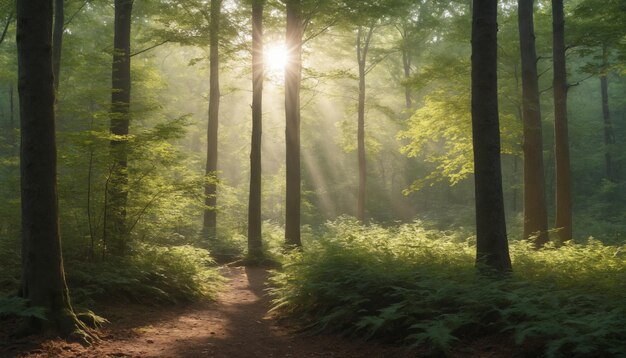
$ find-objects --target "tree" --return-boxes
[284,0,303,247]
[355,24,374,221]
[203,0,222,241]
[341,0,410,221]
[571,0,625,184]
[518,0,548,246]
[0,2,14,47]
[394,1,444,110]
[552,0,571,242]
[471,0,512,272]
[108,0,133,256]
[248,0,264,258]
[16,0,91,340]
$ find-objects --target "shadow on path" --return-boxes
[2,267,416,358]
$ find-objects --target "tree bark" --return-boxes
[108,0,133,256]
[16,0,90,340]
[518,0,548,246]
[356,25,373,222]
[284,0,302,247]
[248,0,264,258]
[552,0,572,242]
[471,0,512,273]
[52,0,63,92]
[203,0,222,241]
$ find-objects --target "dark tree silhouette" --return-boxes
[519,0,548,246]
[284,0,303,247]
[248,0,264,257]
[471,0,512,273]
[16,0,91,340]
[552,0,572,242]
[108,0,133,255]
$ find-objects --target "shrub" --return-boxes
[269,218,626,356]
[66,244,224,305]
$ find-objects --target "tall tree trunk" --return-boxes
[519,0,548,246]
[248,0,264,258]
[52,0,63,92]
[356,25,373,222]
[600,45,614,182]
[284,0,302,247]
[108,0,133,256]
[203,0,222,241]
[16,0,90,340]
[471,0,512,273]
[552,0,572,242]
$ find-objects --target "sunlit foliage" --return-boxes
[270,218,626,356]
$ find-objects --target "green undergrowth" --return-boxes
[208,221,295,265]
[66,244,225,306]
[0,241,224,324]
[0,242,226,327]
[269,218,626,357]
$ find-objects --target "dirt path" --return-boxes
[2,267,416,358]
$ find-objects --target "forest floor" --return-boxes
[0,267,515,358]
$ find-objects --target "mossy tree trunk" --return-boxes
[16,0,91,340]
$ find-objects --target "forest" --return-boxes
[1,0,626,356]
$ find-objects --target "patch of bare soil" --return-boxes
[0,267,418,358]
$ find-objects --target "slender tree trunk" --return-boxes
[108,0,133,256]
[0,11,13,46]
[16,0,90,339]
[396,23,412,109]
[552,0,572,242]
[402,48,412,109]
[284,0,302,247]
[519,0,548,246]
[600,45,614,182]
[471,0,512,273]
[248,0,264,258]
[52,0,63,92]
[203,0,222,241]
[356,25,373,222]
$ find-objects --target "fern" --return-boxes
[269,218,626,356]
[0,296,46,320]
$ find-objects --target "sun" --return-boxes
[265,45,288,74]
